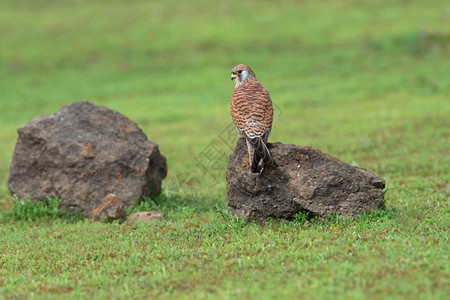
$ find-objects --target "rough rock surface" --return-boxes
[93,193,125,221]
[8,101,167,217]
[227,139,385,222]
[127,211,164,223]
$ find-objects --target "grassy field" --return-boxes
[0,0,449,299]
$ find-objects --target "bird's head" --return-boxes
[231,64,256,85]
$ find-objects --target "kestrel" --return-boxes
[230,64,274,173]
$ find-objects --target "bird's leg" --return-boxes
[246,139,253,167]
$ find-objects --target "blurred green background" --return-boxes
[0,1,449,298]
[0,0,450,204]
[1,0,448,209]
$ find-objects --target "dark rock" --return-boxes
[93,193,125,221]
[8,101,167,217]
[227,139,385,222]
[127,211,164,223]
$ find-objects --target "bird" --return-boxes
[230,64,274,173]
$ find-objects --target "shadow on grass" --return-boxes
[128,193,225,215]
[1,195,84,223]
[1,192,226,223]
[2,192,398,228]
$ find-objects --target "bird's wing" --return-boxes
[230,80,273,139]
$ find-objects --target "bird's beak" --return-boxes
[231,73,237,80]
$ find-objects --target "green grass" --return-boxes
[0,0,449,299]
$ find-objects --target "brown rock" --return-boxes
[8,101,167,217]
[93,193,125,221]
[127,211,164,223]
[227,139,385,222]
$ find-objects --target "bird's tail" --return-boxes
[247,133,272,173]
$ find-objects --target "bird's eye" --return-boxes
[237,70,242,74]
